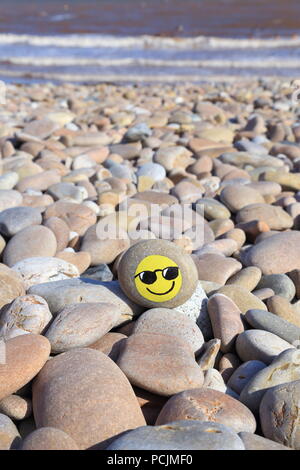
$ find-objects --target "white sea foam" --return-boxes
[0,33,300,49]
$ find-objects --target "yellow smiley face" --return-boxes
[134,255,182,303]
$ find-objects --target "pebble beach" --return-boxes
[0,77,299,451]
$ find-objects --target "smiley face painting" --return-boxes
[118,239,198,308]
[134,255,183,303]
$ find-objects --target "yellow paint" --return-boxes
[134,255,182,302]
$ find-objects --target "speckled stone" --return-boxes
[155,388,256,433]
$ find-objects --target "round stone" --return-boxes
[220,184,264,213]
[260,379,300,449]
[0,206,42,237]
[155,388,256,434]
[32,348,146,449]
[0,394,32,421]
[21,427,79,450]
[118,239,198,308]
[3,225,57,267]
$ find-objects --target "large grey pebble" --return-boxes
[236,330,294,364]
[0,413,21,449]
[245,309,300,345]
[256,274,296,301]
[107,421,245,450]
[0,207,42,237]
[227,360,267,395]
[239,432,292,450]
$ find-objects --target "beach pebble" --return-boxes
[260,380,300,449]
[0,394,32,421]
[245,309,300,345]
[11,256,79,289]
[256,274,296,301]
[0,334,50,401]
[0,190,23,211]
[108,421,245,450]
[193,253,241,285]
[133,307,204,354]
[0,172,19,190]
[240,348,300,413]
[156,388,256,433]
[0,206,42,238]
[226,266,262,291]
[117,333,204,396]
[227,360,267,395]
[207,294,244,353]
[44,201,97,236]
[220,184,264,212]
[267,295,300,327]
[137,162,166,182]
[0,294,52,340]
[118,239,198,308]
[21,427,79,450]
[196,198,231,220]
[82,263,113,282]
[239,432,292,450]
[81,224,130,265]
[217,285,267,314]
[88,332,127,362]
[197,338,221,370]
[0,414,21,450]
[3,225,57,267]
[236,330,294,365]
[45,303,121,353]
[0,264,25,309]
[236,203,293,231]
[33,348,146,449]
[203,368,227,393]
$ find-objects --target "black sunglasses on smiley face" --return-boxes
[135,266,180,285]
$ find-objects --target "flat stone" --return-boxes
[33,348,146,449]
[81,264,113,282]
[55,251,91,275]
[0,394,32,421]
[45,302,121,353]
[136,163,166,182]
[197,338,221,370]
[88,332,127,362]
[260,379,300,449]
[108,421,245,450]
[0,206,42,237]
[257,274,296,301]
[3,225,57,267]
[236,330,294,365]
[196,198,231,220]
[44,201,97,236]
[28,278,142,324]
[207,294,244,353]
[156,388,256,434]
[133,307,204,354]
[17,170,61,193]
[0,294,52,340]
[217,285,267,314]
[22,118,59,139]
[226,267,262,291]
[11,257,79,289]
[220,184,264,213]
[118,239,198,309]
[0,334,50,400]
[154,146,193,171]
[193,253,241,285]
[117,333,204,396]
[245,309,300,345]
[21,427,79,450]
[267,295,300,327]
[240,348,300,413]
[236,203,293,231]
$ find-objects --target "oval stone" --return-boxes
[236,330,294,365]
[21,427,79,450]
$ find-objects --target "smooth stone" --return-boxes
[17,170,61,193]
[219,353,241,382]
[220,151,283,168]
[263,171,300,191]
[236,330,294,365]
[240,348,300,414]
[0,294,52,340]
[136,163,166,182]
[0,394,31,421]
[134,386,167,425]
[55,251,91,275]
[207,294,244,353]
[11,257,79,289]
[88,332,127,362]
[0,414,21,450]
[197,338,221,370]
[81,264,113,282]
[227,360,267,395]
[217,285,267,314]
[44,201,97,236]
[154,146,193,171]
[0,206,42,237]
[133,308,204,354]
[226,267,262,291]
[260,380,300,449]
[239,432,292,450]
[118,239,198,309]
[47,182,86,202]
[0,172,19,190]
[45,302,121,353]
[33,348,146,449]
[21,427,79,450]
[203,368,226,393]
[117,333,204,396]
[244,232,300,274]
[108,421,245,450]
[81,224,130,265]
[267,295,300,327]
[256,274,296,301]
[193,253,241,285]
[195,198,231,220]
[0,334,50,400]
[245,309,300,345]
[0,190,23,211]
[236,203,293,231]
[3,225,57,267]
[22,118,58,139]
[124,123,152,142]
[28,279,142,324]
[0,264,25,308]
[156,388,256,433]
[287,269,300,299]
[220,184,264,213]
[109,142,142,159]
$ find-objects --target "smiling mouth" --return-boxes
[146,281,175,296]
